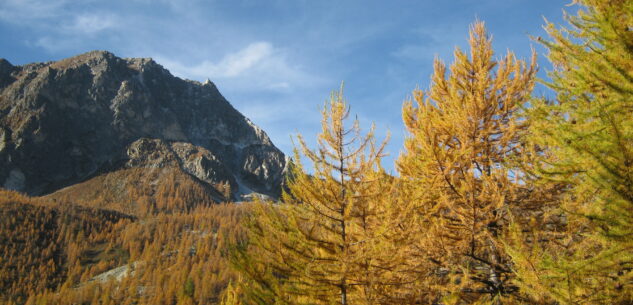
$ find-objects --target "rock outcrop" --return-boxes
[0,50,287,201]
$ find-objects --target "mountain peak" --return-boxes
[0,58,13,68]
[0,58,15,90]
[49,50,116,69]
[0,51,286,203]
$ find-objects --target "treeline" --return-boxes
[0,164,241,304]
[46,167,224,216]
[231,2,633,305]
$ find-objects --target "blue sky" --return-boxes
[0,0,573,172]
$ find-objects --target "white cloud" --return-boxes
[213,42,273,77]
[24,12,119,52]
[157,42,273,79]
[0,0,68,23]
[128,0,200,10]
[65,13,118,34]
[1,0,120,52]
[155,42,322,91]
[32,36,66,52]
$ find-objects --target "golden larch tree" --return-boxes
[397,21,536,304]
[506,1,633,304]
[233,86,415,305]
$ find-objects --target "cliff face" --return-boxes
[0,50,286,201]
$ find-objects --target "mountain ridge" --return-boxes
[0,50,287,202]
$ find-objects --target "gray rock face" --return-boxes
[0,50,286,200]
[125,138,238,197]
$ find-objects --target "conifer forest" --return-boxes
[1,1,632,304]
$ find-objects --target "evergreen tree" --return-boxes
[507,1,633,304]
[397,21,537,304]
[233,86,412,305]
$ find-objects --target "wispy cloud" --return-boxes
[64,13,119,34]
[22,12,121,52]
[32,36,72,52]
[392,25,468,62]
[0,0,69,23]
[155,42,323,92]
[208,42,273,78]
[1,0,121,52]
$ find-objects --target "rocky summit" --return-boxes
[0,50,287,201]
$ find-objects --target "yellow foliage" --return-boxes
[397,21,536,304]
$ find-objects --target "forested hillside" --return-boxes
[0,188,247,305]
[0,190,133,304]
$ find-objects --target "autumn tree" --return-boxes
[506,1,633,304]
[233,86,414,305]
[397,21,537,304]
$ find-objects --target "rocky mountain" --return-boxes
[0,50,287,203]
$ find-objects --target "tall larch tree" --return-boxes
[397,21,537,304]
[506,1,633,304]
[232,86,414,305]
